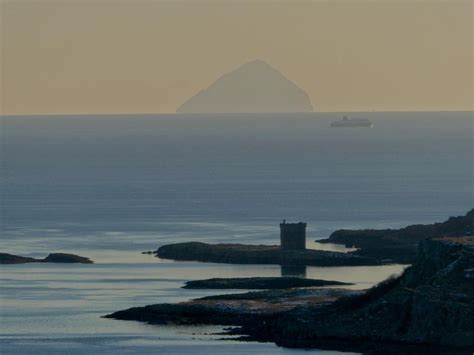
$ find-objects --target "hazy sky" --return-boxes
[1,0,473,115]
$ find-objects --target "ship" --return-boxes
[330,116,373,127]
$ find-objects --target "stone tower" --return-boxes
[280,220,306,250]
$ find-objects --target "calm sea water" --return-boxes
[1,112,472,354]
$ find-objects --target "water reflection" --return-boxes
[281,264,307,277]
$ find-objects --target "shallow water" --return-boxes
[1,112,472,353]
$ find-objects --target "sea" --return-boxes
[0,111,472,354]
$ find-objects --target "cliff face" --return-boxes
[177,60,314,113]
[244,238,474,350]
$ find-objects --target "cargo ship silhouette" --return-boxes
[331,116,373,127]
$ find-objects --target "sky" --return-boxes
[1,0,473,115]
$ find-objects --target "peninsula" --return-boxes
[156,242,380,266]
[319,209,474,263]
[155,221,381,267]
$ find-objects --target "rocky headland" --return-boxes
[0,252,93,264]
[155,242,381,266]
[183,277,351,289]
[107,237,474,352]
[239,237,474,351]
[105,287,358,326]
[319,209,473,263]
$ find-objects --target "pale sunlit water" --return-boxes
[1,112,472,353]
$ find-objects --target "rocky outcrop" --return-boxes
[107,238,474,352]
[0,252,93,264]
[183,277,351,289]
[156,242,381,266]
[176,60,313,113]
[319,209,474,263]
[42,253,93,264]
[0,253,37,264]
[239,238,474,350]
[105,288,358,326]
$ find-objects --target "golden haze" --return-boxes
[1,0,473,115]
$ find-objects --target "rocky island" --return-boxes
[176,60,313,113]
[183,277,351,289]
[156,242,381,266]
[319,209,474,263]
[107,237,474,352]
[155,220,381,267]
[0,252,93,264]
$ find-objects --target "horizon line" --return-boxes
[2,109,473,118]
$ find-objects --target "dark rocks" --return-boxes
[0,252,93,264]
[42,253,93,264]
[104,288,357,326]
[239,238,474,350]
[0,253,37,264]
[107,238,474,352]
[183,277,351,289]
[156,242,381,266]
[319,209,474,263]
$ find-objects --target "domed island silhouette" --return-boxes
[177,60,314,113]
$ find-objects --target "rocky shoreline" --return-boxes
[183,277,351,289]
[105,287,359,326]
[155,242,381,266]
[0,253,94,264]
[151,210,473,268]
[106,237,474,352]
[319,209,473,263]
[237,237,474,350]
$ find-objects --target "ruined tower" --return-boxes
[280,220,306,250]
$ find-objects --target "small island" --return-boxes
[0,252,93,264]
[183,277,351,289]
[155,221,381,267]
[156,242,380,266]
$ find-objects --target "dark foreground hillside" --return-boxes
[241,238,474,352]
